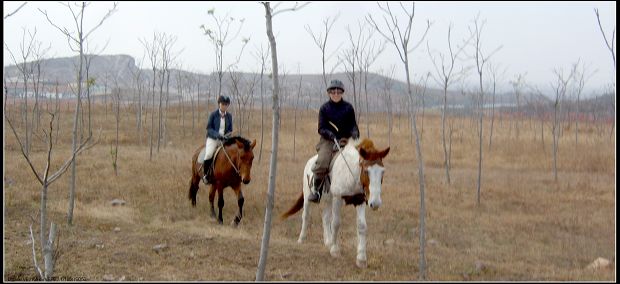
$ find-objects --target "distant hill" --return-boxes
[6,54,599,113]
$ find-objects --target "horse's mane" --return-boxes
[223,136,252,151]
[356,139,376,153]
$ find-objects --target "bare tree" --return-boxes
[253,44,270,162]
[154,33,177,151]
[466,13,501,206]
[509,73,527,140]
[140,32,160,161]
[256,2,309,281]
[594,8,616,71]
[5,27,37,156]
[129,54,146,144]
[427,24,470,184]
[5,109,94,280]
[487,62,506,151]
[570,61,594,147]
[358,26,386,138]
[305,13,342,90]
[367,1,430,280]
[341,24,363,120]
[82,43,109,138]
[415,72,431,140]
[30,40,51,134]
[225,38,252,136]
[40,1,117,225]
[378,65,396,146]
[293,66,303,160]
[200,8,245,98]
[594,8,616,138]
[550,64,576,181]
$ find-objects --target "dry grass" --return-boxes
[4,101,616,281]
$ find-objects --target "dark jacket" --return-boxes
[206,109,233,139]
[318,99,359,141]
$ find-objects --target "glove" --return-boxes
[327,131,337,142]
[332,143,339,152]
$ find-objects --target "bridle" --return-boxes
[219,140,241,176]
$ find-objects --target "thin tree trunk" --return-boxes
[257,3,280,280]
[67,45,84,226]
[441,84,451,184]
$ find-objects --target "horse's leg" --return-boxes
[189,167,201,207]
[231,185,244,227]
[208,184,217,219]
[329,197,343,257]
[217,186,224,224]
[355,204,368,268]
[321,194,333,247]
[298,195,310,243]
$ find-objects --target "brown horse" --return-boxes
[189,136,256,226]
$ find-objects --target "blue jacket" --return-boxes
[206,109,233,139]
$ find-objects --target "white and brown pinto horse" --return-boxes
[282,138,390,268]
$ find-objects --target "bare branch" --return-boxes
[29,223,45,280]
[407,19,432,53]
[4,114,44,184]
[272,1,310,17]
[4,2,27,19]
[594,8,616,70]
[83,2,119,40]
[38,8,79,43]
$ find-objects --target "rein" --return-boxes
[333,138,356,179]
[219,140,241,176]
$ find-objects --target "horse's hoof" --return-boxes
[297,236,306,244]
[330,247,340,258]
[231,220,239,228]
[356,259,368,269]
[217,219,223,225]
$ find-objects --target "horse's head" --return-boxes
[232,137,256,184]
[358,139,390,210]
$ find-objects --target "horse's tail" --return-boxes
[189,145,204,207]
[280,191,304,220]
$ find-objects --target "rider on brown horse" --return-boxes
[203,95,233,184]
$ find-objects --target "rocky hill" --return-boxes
[3,54,525,110]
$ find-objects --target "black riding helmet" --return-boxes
[218,95,231,105]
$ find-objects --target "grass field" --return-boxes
[3,100,616,281]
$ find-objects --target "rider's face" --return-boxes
[328,89,343,102]
[219,103,229,112]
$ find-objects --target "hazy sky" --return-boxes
[3,1,616,96]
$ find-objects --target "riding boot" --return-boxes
[203,158,213,184]
[308,175,324,203]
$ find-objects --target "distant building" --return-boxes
[3,80,105,99]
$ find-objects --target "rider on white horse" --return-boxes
[203,95,233,184]
[309,79,360,203]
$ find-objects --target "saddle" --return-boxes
[199,146,224,185]
[310,144,345,195]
